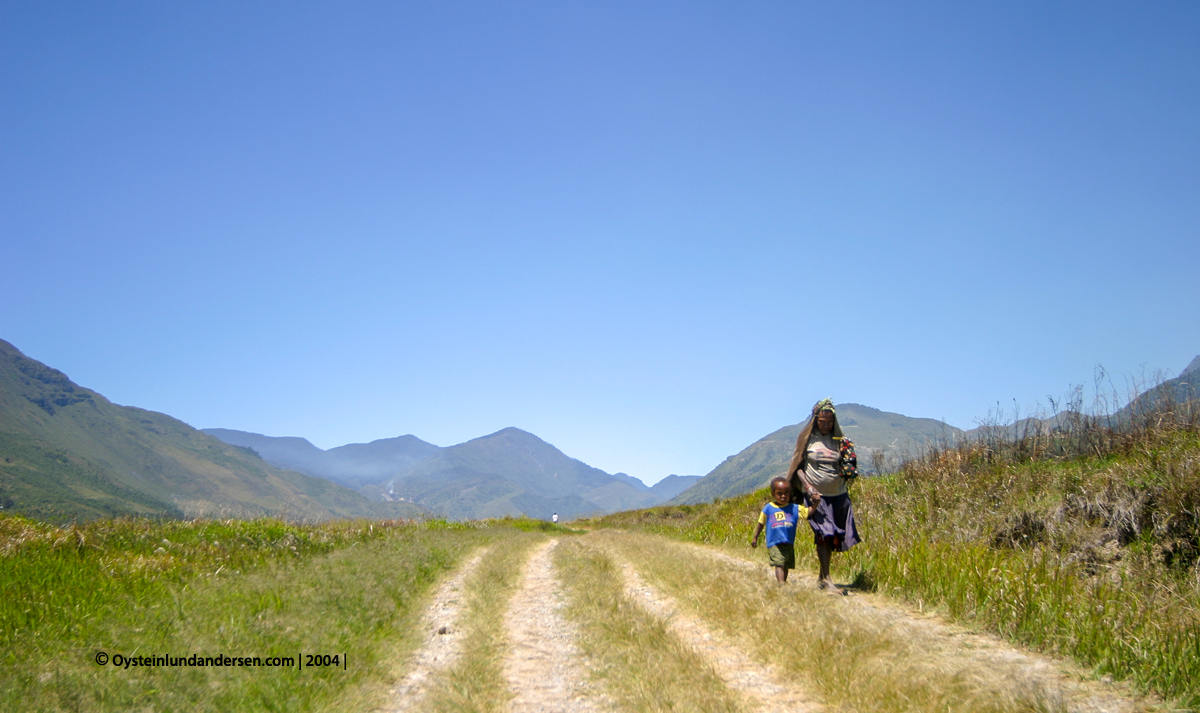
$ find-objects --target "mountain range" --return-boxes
[0,337,694,523]
[668,403,963,504]
[203,427,702,520]
[1117,355,1199,422]
[8,333,1191,522]
[669,357,1199,505]
[200,429,440,491]
[0,339,421,522]
[952,357,1200,443]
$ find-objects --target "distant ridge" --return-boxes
[669,403,963,505]
[1115,355,1200,422]
[206,425,672,520]
[201,429,440,489]
[372,427,663,520]
[671,357,1200,506]
[0,338,421,522]
[649,474,702,500]
[960,355,1200,440]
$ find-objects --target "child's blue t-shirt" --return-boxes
[759,503,800,547]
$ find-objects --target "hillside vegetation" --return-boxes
[0,339,420,522]
[584,404,1200,708]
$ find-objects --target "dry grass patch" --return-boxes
[598,530,1072,713]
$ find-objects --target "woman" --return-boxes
[786,398,860,590]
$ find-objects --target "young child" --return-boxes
[750,476,810,583]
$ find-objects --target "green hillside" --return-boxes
[0,339,420,522]
[668,424,798,505]
[670,403,963,504]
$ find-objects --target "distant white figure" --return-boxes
[551,512,559,524]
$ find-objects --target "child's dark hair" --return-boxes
[769,476,790,490]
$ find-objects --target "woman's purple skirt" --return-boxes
[804,492,860,552]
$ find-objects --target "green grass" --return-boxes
[0,513,492,711]
[485,514,583,535]
[582,426,1200,708]
[0,431,182,521]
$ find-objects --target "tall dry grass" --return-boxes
[596,530,1069,713]
[584,391,1200,707]
[847,404,1200,707]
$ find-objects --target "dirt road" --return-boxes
[388,531,1155,713]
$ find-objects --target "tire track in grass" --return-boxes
[387,547,490,712]
[641,535,1156,713]
[502,539,606,712]
[415,531,544,713]
[697,542,1154,713]
[616,559,823,713]
[556,537,751,712]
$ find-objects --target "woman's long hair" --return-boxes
[785,398,844,498]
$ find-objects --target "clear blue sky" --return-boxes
[3,2,1197,485]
